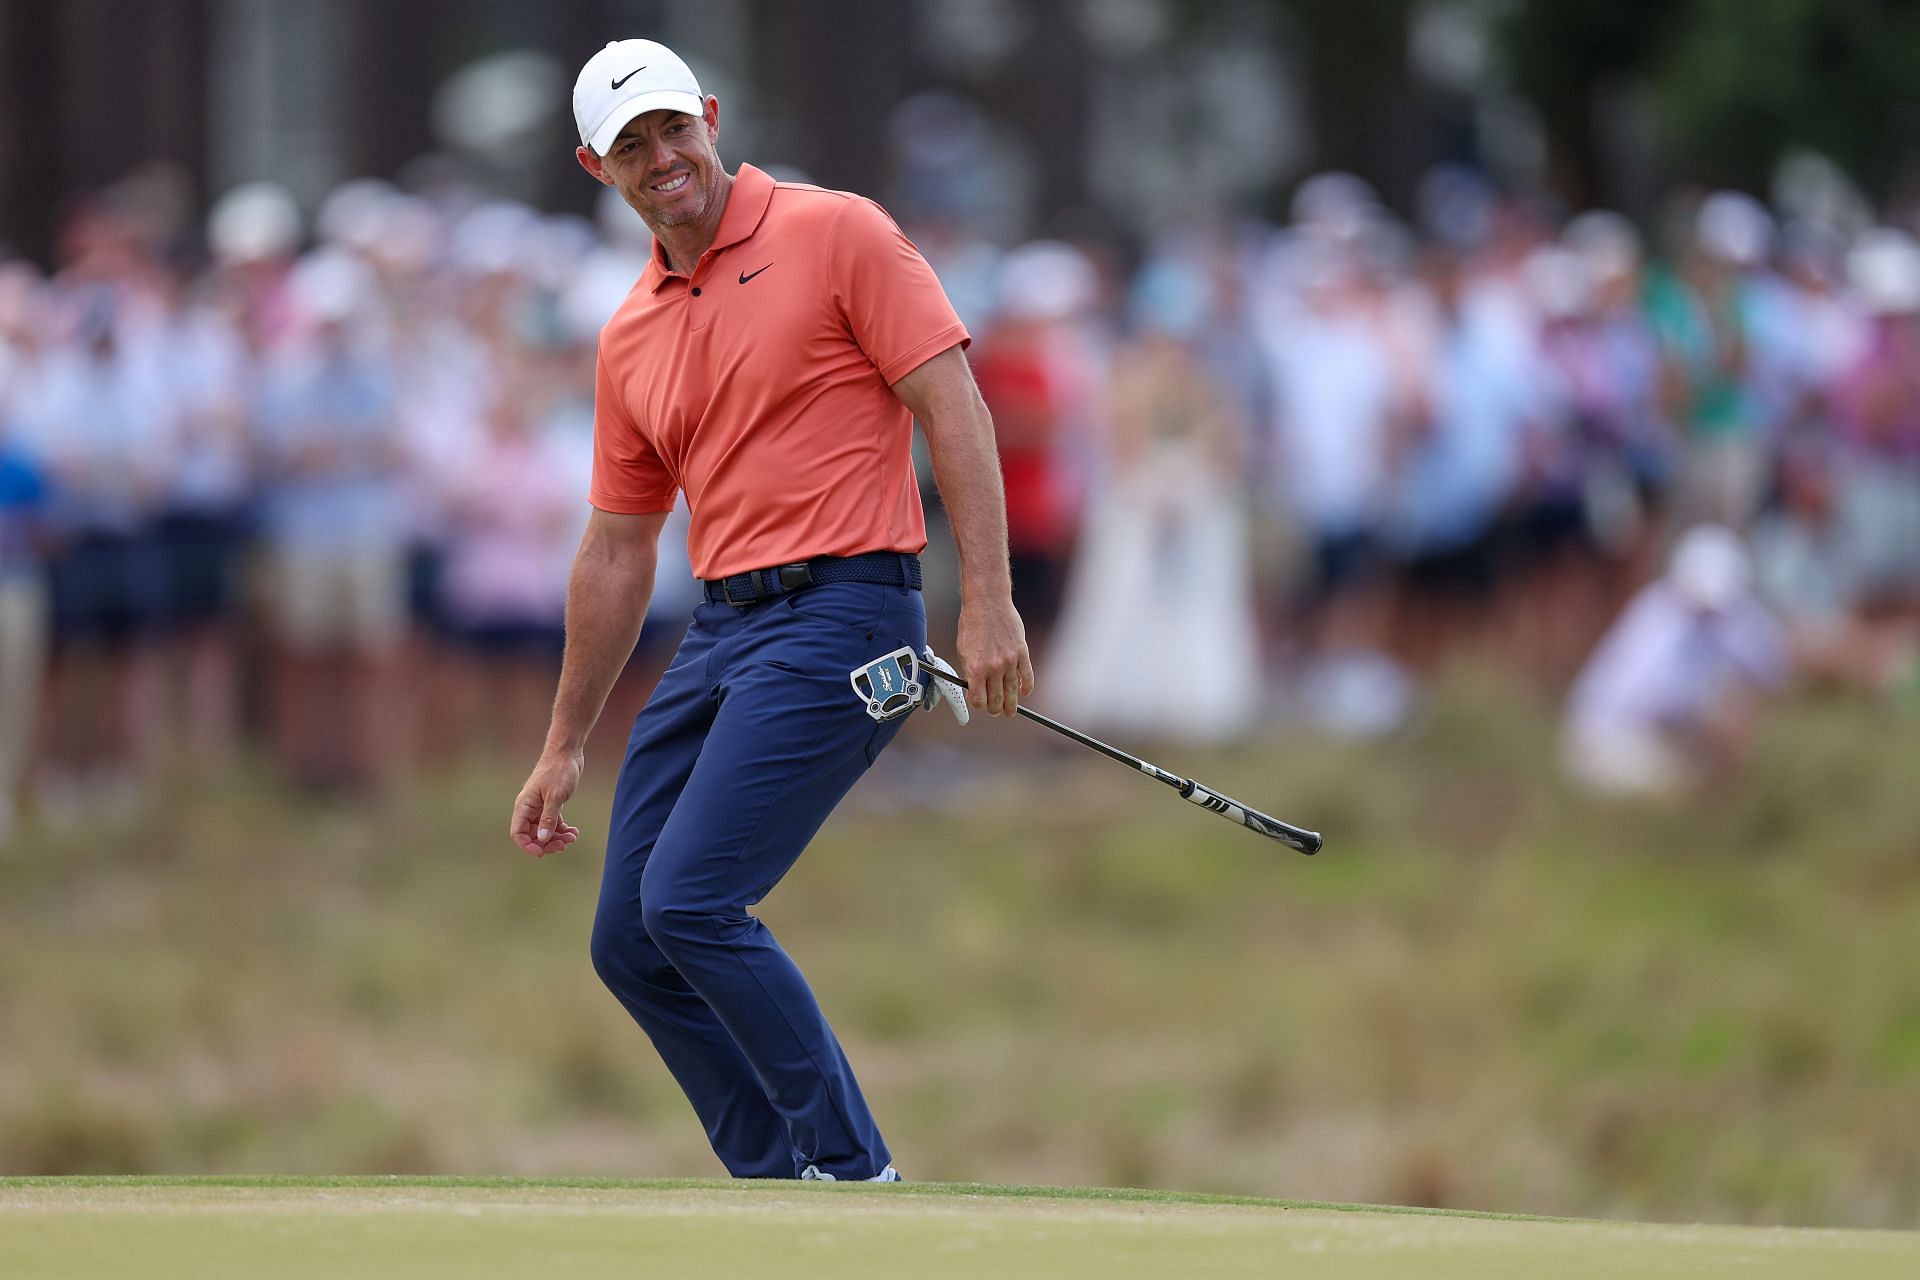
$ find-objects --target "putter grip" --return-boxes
[1182,783,1322,855]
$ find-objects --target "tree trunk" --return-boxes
[753,0,911,196]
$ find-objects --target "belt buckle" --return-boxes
[722,574,761,607]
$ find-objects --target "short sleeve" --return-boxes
[829,197,971,385]
[588,345,677,514]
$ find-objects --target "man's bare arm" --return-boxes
[892,344,1033,716]
[510,507,670,856]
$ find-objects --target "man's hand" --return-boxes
[957,596,1034,717]
[510,748,585,857]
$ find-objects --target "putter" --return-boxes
[922,664,1322,856]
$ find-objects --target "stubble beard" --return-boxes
[641,193,707,230]
[632,160,716,232]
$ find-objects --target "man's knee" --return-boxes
[638,892,701,954]
[640,879,757,959]
[590,908,663,991]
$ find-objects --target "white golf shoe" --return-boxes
[801,1164,901,1182]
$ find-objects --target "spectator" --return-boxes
[158,270,255,760]
[1384,245,1536,668]
[1647,192,1784,530]
[1561,525,1789,797]
[1512,244,1628,679]
[969,241,1105,643]
[18,285,177,796]
[435,395,583,751]
[1257,219,1416,732]
[1775,219,1867,431]
[1047,256,1261,742]
[1556,210,1675,556]
[254,251,409,790]
[1830,229,1920,614]
[0,397,49,843]
[203,181,303,355]
[1751,439,1916,692]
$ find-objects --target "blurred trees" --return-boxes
[1500,0,1920,208]
[748,0,915,202]
[0,0,212,263]
[1278,0,1430,209]
[1164,0,1433,209]
[8,0,1920,264]
[1162,0,1920,215]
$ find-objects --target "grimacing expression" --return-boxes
[600,101,723,230]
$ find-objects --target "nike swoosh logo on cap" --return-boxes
[611,66,647,90]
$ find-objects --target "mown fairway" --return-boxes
[3,1178,1917,1280]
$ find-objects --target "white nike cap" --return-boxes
[572,39,704,156]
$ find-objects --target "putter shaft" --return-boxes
[926,670,1322,855]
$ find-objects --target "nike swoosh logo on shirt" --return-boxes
[739,264,773,284]
[611,66,647,89]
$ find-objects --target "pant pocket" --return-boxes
[781,582,888,637]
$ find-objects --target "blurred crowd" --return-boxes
[922,168,1920,790]
[0,171,683,832]
[3,159,1920,838]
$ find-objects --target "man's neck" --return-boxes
[653,170,737,276]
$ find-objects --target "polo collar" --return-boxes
[644,163,777,293]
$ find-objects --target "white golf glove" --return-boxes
[919,646,970,725]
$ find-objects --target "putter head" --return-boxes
[851,647,924,722]
[919,646,970,725]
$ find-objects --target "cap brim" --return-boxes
[589,90,705,154]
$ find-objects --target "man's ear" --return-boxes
[576,145,614,187]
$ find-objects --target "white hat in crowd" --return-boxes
[1563,209,1642,285]
[1523,245,1593,321]
[364,194,443,276]
[208,181,301,264]
[1847,227,1920,316]
[572,39,704,156]
[289,248,377,325]
[1291,171,1381,236]
[1668,524,1751,612]
[1695,191,1774,267]
[317,178,399,252]
[450,200,539,277]
[996,241,1100,323]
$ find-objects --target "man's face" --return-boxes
[580,98,724,232]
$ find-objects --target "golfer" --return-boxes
[510,39,1032,1182]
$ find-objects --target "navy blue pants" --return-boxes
[590,578,926,1179]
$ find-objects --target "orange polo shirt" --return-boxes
[589,163,970,579]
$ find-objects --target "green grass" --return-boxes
[2,664,1918,1228]
[0,1173,1577,1217]
[3,1178,1917,1280]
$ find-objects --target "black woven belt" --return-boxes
[701,552,922,607]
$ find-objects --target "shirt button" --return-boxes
[691,286,702,297]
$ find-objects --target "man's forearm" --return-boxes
[922,392,1015,604]
[545,535,656,754]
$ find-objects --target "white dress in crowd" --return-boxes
[1046,336,1262,743]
